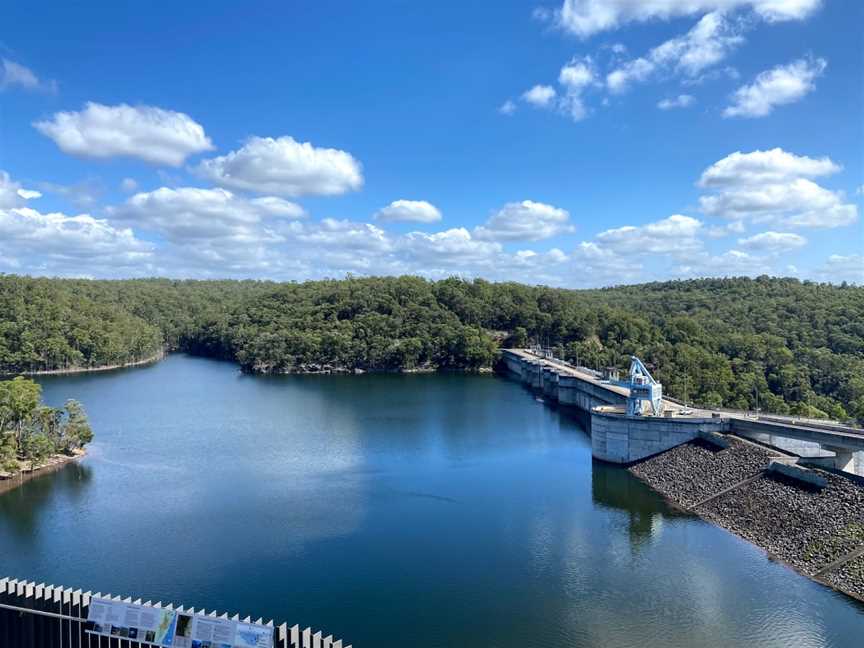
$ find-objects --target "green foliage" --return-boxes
[0,375,94,471]
[1,274,862,423]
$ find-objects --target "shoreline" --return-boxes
[6,350,165,377]
[0,449,86,496]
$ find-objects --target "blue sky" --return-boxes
[1,0,861,286]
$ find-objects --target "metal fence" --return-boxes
[0,577,351,648]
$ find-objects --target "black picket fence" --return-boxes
[0,578,350,648]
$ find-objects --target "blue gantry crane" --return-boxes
[622,356,663,417]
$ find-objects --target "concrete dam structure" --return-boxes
[501,349,864,476]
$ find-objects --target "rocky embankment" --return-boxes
[630,435,864,602]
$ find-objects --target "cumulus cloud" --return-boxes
[474,200,573,241]
[658,94,695,110]
[550,0,822,38]
[36,178,103,209]
[673,249,772,279]
[120,178,139,193]
[401,228,503,265]
[516,58,596,122]
[0,171,41,208]
[606,12,744,93]
[724,57,826,118]
[0,206,151,274]
[522,85,558,107]
[34,102,213,166]
[111,187,302,246]
[698,149,857,228]
[737,231,807,252]
[195,136,363,197]
[707,220,746,238]
[698,148,839,187]
[557,57,597,120]
[374,200,442,223]
[596,214,704,254]
[107,187,308,272]
[1,59,56,93]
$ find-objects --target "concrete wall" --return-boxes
[501,351,626,413]
[591,411,730,464]
[504,351,733,465]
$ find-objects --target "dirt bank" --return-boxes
[8,351,165,376]
[0,449,86,495]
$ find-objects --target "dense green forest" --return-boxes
[0,376,93,474]
[1,274,862,423]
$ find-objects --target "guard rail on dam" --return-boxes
[500,349,864,476]
[0,577,350,648]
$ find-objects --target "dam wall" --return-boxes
[501,350,727,463]
[501,349,864,474]
[591,408,730,464]
[501,352,626,411]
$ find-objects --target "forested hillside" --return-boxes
[1,275,862,422]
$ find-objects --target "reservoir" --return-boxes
[1,354,862,646]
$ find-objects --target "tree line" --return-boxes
[0,376,93,474]
[1,274,862,423]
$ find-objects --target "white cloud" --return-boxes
[195,136,363,197]
[658,94,695,110]
[737,231,807,252]
[401,228,502,265]
[1,59,56,93]
[815,254,864,284]
[606,12,744,93]
[36,179,103,209]
[552,0,822,38]
[110,187,303,244]
[559,59,595,88]
[0,171,41,208]
[374,200,442,223]
[701,178,857,227]
[596,214,704,254]
[673,248,772,278]
[499,99,517,115]
[292,218,393,254]
[474,200,573,241]
[107,187,308,273]
[34,102,213,166]
[698,148,840,187]
[557,58,596,120]
[724,57,826,118]
[698,149,857,229]
[0,206,151,273]
[518,58,596,122]
[707,220,746,238]
[522,85,558,107]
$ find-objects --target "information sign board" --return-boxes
[86,597,273,648]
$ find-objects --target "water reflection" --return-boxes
[0,355,860,647]
[0,461,92,539]
[590,459,691,550]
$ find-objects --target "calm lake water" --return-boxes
[2,354,862,646]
